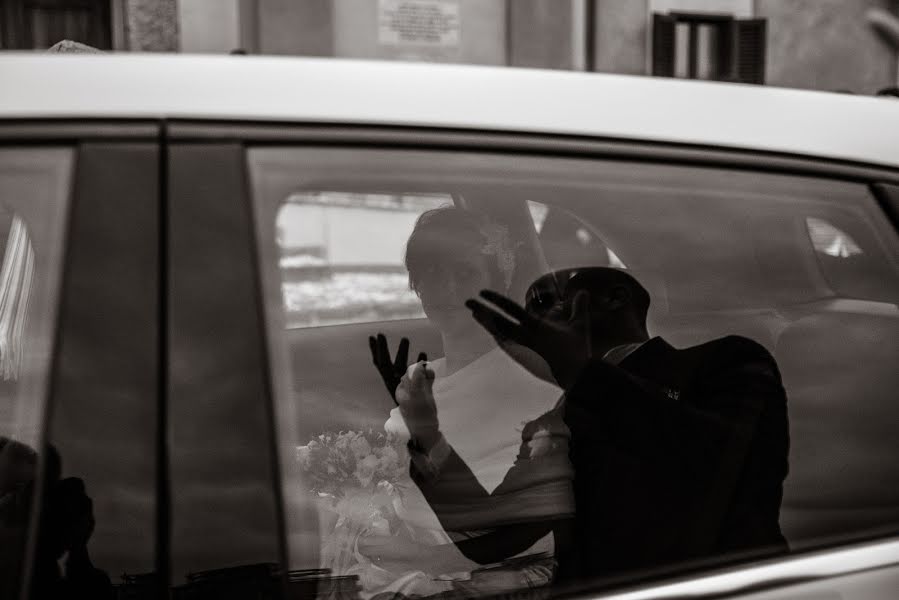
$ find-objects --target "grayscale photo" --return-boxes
[1,1,898,599]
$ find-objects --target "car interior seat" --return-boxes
[774,301,899,548]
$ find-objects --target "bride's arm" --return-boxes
[450,521,555,565]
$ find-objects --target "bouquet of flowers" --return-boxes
[297,430,409,574]
[296,429,407,500]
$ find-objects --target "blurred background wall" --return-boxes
[2,0,897,93]
[757,0,899,92]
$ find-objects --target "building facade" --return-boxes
[2,0,898,93]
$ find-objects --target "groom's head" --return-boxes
[525,267,651,343]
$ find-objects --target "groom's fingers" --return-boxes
[478,290,533,326]
[466,299,525,345]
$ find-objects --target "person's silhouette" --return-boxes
[0,437,111,599]
[358,208,573,596]
[399,267,789,583]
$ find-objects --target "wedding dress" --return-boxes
[339,347,575,598]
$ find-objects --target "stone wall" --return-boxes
[755,0,899,93]
[124,0,178,51]
[594,0,648,75]
[508,0,578,69]
[155,0,899,92]
[258,0,332,56]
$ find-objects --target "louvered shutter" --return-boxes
[652,12,677,77]
[732,18,766,84]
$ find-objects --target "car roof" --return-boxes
[1,54,898,169]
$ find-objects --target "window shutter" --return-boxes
[732,18,766,84]
[652,13,677,77]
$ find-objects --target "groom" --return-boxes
[395,267,790,583]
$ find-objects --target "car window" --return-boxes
[0,148,72,599]
[248,146,899,596]
[526,199,627,270]
[278,191,450,328]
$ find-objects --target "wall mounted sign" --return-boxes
[378,0,461,47]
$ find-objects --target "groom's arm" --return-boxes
[564,339,786,555]
[408,437,555,565]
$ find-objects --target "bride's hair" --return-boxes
[405,207,518,295]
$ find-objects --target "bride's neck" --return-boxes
[441,327,496,376]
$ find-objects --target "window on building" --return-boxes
[0,0,111,50]
[652,11,766,84]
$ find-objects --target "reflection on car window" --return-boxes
[0,216,34,384]
[0,148,72,600]
[527,200,626,270]
[249,147,899,599]
[803,215,899,302]
[806,217,863,258]
[278,192,449,328]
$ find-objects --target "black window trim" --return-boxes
[171,120,899,191]
[2,119,898,187]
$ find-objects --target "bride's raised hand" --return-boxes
[368,333,427,404]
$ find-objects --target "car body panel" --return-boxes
[0,55,897,169]
[595,538,899,599]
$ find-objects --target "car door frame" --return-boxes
[0,120,164,600]
[176,119,899,599]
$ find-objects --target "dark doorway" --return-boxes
[1,0,111,50]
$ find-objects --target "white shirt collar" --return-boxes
[601,341,648,366]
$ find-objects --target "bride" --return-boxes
[352,207,575,597]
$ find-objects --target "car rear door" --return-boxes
[0,122,162,600]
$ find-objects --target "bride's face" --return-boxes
[415,244,495,334]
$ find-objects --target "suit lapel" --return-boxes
[619,337,689,402]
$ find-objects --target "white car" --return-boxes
[1,54,898,600]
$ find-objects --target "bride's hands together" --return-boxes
[396,362,440,450]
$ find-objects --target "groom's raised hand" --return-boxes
[369,333,427,404]
[465,289,592,390]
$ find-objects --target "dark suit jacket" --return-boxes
[410,336,790,581]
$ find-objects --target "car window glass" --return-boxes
[526,200,626,270]
[278,192,449,328]
[804,215,899,302]
[807,217,863,257]
[0,148,72,599]
[248,146,899,597]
